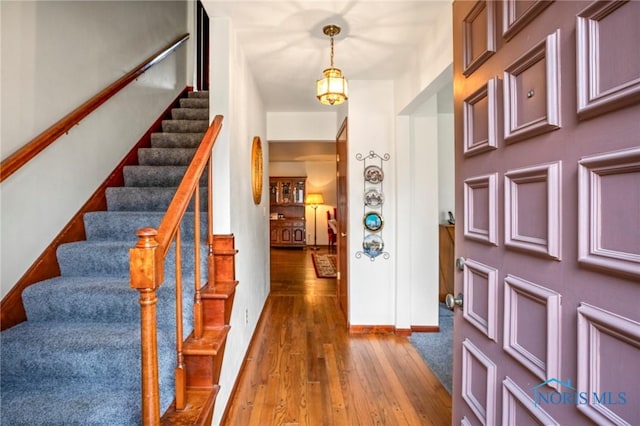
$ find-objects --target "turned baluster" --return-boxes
[193,186,203,340]
[174,227,186,410]
[207,155,216,288]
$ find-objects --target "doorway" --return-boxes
[268,139,341,297]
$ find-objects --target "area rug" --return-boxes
[408,303,453,394]
[311,253,337,278]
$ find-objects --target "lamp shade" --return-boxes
[305,193,324,206]
[316,68,348,106]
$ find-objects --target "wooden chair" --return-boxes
[327,208,337,252]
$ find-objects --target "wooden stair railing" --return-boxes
[130,115,223,425]
[0,33,189,183]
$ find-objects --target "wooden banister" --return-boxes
[130,115,223,422]
[0,33,189,183]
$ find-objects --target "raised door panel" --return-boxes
[291,227,305,245]
[279,227,292,244]
[270,226,279,244]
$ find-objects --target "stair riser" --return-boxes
[171,108,209,120]
[138,148,196,166]
[214,254,236,281]
[202,293,236,327]
[0,324,174,391]
[179,98,208,108]
[57,242,208,278]
[22,278,194,330]
[162,120,208,133]
[184,339,228,388]
[187,91,209,99]
[151,133,203,149]
[124,165,208,187]
[105,187,209,212]
[84,211,209,242]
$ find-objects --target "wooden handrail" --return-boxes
[130,115,223,424]
[0,33,189,183]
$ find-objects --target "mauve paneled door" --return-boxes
[452,1,640,425]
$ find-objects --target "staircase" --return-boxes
[0,91,237,425]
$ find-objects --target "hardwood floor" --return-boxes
[221,247,452,425]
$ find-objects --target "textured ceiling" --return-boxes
[204,1,451,112]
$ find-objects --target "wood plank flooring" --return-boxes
[221,247,452,425]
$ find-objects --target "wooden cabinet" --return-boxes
[439,224,455,302]
[269,177,306,247]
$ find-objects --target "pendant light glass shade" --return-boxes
[316,68,348,105]
[316,25,348,106]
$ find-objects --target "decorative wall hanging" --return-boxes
[356,150,390,261]
[251,136,263,204]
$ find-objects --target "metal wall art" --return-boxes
[356,150,390,261]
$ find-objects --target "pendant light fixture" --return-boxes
[316,24,348,106]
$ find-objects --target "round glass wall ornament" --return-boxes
[364,189,384,207]
[364,165,384,183]
[362,234,384,257]
[363,211,383,232]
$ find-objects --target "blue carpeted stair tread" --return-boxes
[161,119,208,133]
[171,107,209,120]
[84,211,206,241]
[21,276,195,328]
[0,91,210,424]
[105,186,208,212]
[0,322,174,393]
[179,97,208,108]
[151,132,204,148]
[138,147,196,166]
[125,165,202,187]
[1,387,144,426]
[57,239,207,278]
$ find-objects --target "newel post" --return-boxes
[130,228,164,425]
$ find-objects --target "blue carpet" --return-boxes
[409,303,453,394]
[0,91,209,424]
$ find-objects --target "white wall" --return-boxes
[267,112,337,141]
[343,1,453,329]
[207,17,270,426]
[0,1,189,298]
[347,80,397,325]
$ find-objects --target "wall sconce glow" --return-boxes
[316,25,348,106]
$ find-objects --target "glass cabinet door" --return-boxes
[279,181,292,204]
[294,180,305,204]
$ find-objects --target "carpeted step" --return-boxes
[0,322,174,393]
[124,165,208,187]
[22,276,195,331]
[105,186,208,212]
[151,132,204,148]
[188,90,208,99]
[56,240,207,278]
[0,322,176,422]
[84,211,207,241]
[1,386,143,426]
[138,148,196,166]
[161,119,208,133]
[179,97,208,108]
[171,108,208,120]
